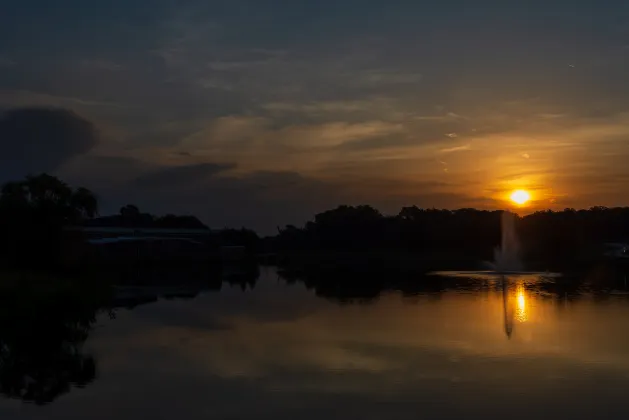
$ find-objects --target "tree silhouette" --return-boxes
[87,205,208,230]
[0,174,98,267]
[0,174,97,222]
[119,204,141,222]
[272,205,629,272]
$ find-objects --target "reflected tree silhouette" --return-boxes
[277,262,629,304]
[0,276,104,405]
[1,255,627,406]
[223,263,261,291]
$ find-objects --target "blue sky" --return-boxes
[2,1,629,232]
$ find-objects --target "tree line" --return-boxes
[271,205,629,267]
[0,174,259,269]
[2,173,629,269]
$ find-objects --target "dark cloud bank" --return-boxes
[0,107,98,180]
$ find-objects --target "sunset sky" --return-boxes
[1,1,629,232]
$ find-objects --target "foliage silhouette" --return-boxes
[273,205,502,257]
[0,174,98,268]
[272,205,629,271]
[216,228,260,252]
[277,262,629,305]
[86,205,209,229]
[0,273,107,405]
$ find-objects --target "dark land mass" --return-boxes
[2,174,629,276]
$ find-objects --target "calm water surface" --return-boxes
[4,267,629,419]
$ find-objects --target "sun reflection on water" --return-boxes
[503,279,531,338]
[515,284,528,323]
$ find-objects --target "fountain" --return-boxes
[428,210,560,339]
[430,210,560,278]
[487,211,524,273]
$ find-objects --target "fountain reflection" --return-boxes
[502,277,513,339]
[501,277,531,339]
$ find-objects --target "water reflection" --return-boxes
[69,267,629,420]
[516,284,528,323]
[0,264,261,407]
[8,263,629,418]
[502,278,530,339]
[502,278,514,339]
[0,284,100,405]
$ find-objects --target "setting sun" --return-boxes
[510,190,530,205]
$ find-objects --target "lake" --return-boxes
[4,265,629,419]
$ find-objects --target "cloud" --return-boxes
[56,155,154,189]
[289,121,405,148]
[262,97,454,125]
[497,170,553,182]
[181,116,406,157]
[133,162,236,189]
[96,168,341,233]
[4,0,629,227]
[352,69,423,86]
[51,101,629,232]
[79,59,123,72]
[67,157,490,233]
[0,90,128,110]
[262,98,394,119]
[0,107,98,180]
[0,56,14,67]
[440,144,471,153]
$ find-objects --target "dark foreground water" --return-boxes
[4,266,629,419]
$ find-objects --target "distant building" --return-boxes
[61,226,215,266]
[62,226,253,266]
[65,226,213,240]
[85,235,212,263]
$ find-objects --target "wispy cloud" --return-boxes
[0,90,130,109]
[79,59,123,71]
[263,99,378,114]
[0,55,15,67]
[181,116,405,152]
[134,162,236,188]
[353,69,423,86]
[439,144,471,153]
